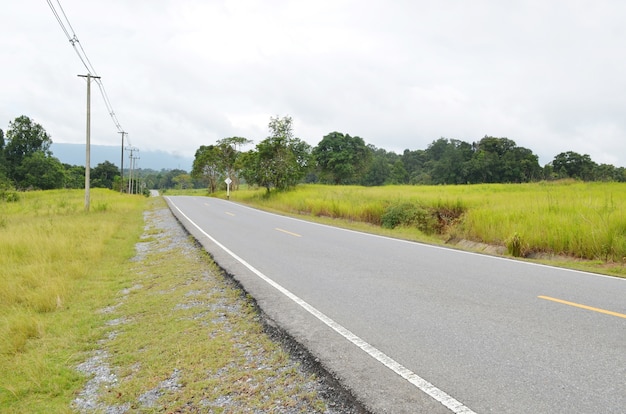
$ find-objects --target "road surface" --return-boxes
[165,196,625,414]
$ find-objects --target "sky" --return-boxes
[2,0,626,169]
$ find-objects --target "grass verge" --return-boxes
[1,190,362,413]
[0,189,147,413]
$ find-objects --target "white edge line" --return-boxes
[166,197,477,414]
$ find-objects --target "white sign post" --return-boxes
[225,177,232,199]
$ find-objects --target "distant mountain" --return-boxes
[51,143,193,172]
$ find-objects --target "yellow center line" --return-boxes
[275,228,302,237]
[225,212,235,216]
[538,295,626,319]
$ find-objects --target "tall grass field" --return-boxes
[0,189,147,412]
[227,181,626,276]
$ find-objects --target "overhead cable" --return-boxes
[46,0,129,144]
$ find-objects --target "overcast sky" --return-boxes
[2,0,626,168]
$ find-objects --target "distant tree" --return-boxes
[62,164,85,189]
[425,138,473,184]
[551,151,596,180]
[216,136,252,190]
[592,163,618,181]
[467,136,540,183]
[157,169,188,189]
[192,145,223,193]
[401,149,427,184]
[0,128,7,184]
[4,116,52,183]
[313,132,372,184]
[361,146,393,186]
[15,152,65,190]
[241,116,311,192]
[172,173,193,189]
[91,161,119,189]
[389,160,409,184]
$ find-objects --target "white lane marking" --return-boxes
[167,198,477,414]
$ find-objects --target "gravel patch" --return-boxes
[72,201,367,414]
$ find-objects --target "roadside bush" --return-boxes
[381,200,467,235]
[0,182,19,202]
[432,199,466,233]
[381,202,436,234]
[506,232,528,257]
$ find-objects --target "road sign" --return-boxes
[225,177,232,199]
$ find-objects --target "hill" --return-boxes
[50,143,193,172]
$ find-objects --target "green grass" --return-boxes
[219,181,626,276]
[0,189,147,413]
[1,190,335,413]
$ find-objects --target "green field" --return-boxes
[220,181,626,276]
[0,189,147,412]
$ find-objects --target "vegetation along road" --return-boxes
[166,195,626,414]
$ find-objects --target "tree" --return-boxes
[424,138,473,184]
[192,145,223,193]
[4,116,52,182]
[361,146,393,186]
[401,149,427,184]
[156,169,188,189]
[467,136,540,183]
[172,173,193,189]
[63,164,85,189]
[242,116,311,192]
[216,137,252,190]
[313,132,372,184]
[91,161,119,189]
[551,151,596,180]
[0,128,7,185]
[15,152,65,190]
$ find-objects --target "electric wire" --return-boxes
[45,0,131,145]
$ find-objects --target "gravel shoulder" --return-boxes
[72,198,367,413]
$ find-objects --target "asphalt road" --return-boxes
[165,196,625,414]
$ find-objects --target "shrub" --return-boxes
[0,182,19,202]
[381,202,436,234]
[507,232,527,257]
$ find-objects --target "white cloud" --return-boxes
[1,0,625,168]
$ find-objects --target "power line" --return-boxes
[46,0,129,143]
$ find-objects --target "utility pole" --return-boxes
[118,131,127,193]
[78,74,100,211]
[125,146,138,194]
[132,152,140,194]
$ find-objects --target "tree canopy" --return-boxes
[3,116,59,189]
[313,132,371,184]
[240,116,312,192]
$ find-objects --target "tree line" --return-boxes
[192,115,626,193]
[2,114,625,197]
[0,115,193,196]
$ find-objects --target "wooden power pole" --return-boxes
[78,73,100,211]
[119,131,126,193]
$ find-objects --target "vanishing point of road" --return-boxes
[165,196,625,414]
